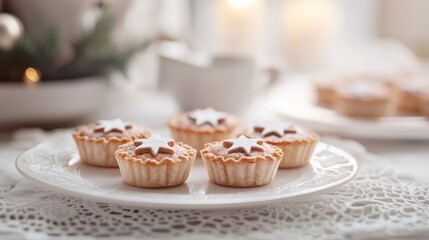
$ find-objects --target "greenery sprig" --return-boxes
[0,12,149,82]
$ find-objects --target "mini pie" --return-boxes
[314,75,352,107]
[314,79,337,107]
[419,92,429,119]
[334,80,395,118]
[168,108,240,152]
[115,137,196,188]
[72,119,151,167]
[245,123,319,168]
[396,76,427,115]
[200,135,283,188]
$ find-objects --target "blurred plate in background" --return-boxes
[0,77,105,125]
[266,77,429,140]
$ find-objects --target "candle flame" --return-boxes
[24,67,41,86]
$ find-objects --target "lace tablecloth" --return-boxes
[0,129,428,240]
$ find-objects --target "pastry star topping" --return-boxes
[134,137,175,156]
[222,135,264,155]
[254,124,297,138]
[94,119,132,133]
[188,108,226,127]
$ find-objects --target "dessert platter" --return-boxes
[267,74,429,140]
[16,109,358,209]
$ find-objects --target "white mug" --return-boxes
[158,43,274,113]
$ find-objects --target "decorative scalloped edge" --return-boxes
[200,141,283,164]
[115,142,197,166]
[168,113,240,134]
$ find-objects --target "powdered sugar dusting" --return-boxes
[188,108,226,127]
[340,81,389,98]
[94,119,131,133]
[134,137,175,156]
[223,135,264,155]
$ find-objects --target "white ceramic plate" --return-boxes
[16,138,358,210]
[267,77,429,140]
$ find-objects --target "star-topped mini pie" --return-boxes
[72,119,151,167]
[168,107,240,153]
[200,135,283,188]
[115,137,197,188]
[244,123,319,169]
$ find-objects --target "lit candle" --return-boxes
[213,0,265,58]
[24,67,41,86]
[282,0,339,70]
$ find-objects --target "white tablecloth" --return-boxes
[0,89,428,239]
[0,127,428,240]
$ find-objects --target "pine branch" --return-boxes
[0,11,150,82]
[74,12,115,57]
[59,40,150,79]
[35,28,61,74]
[0,28,60,81]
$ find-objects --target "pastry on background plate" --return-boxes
[314,75,353,107]
[334,80,395,118]
[168,107,240,152]
[314,78,337,107]
[419,92,429,119]
[115,137,196,188]
[200,135,283,188]
[72,119,151,167]
[244,123,319,168]
[396,76,428,115]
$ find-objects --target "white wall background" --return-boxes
[380,0,429,58]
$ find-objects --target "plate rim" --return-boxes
[15,141,359,210]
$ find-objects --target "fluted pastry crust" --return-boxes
[115,142,196,188]
[244,125,319,168]
[200,141,283,188]
[72,124,151,168]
